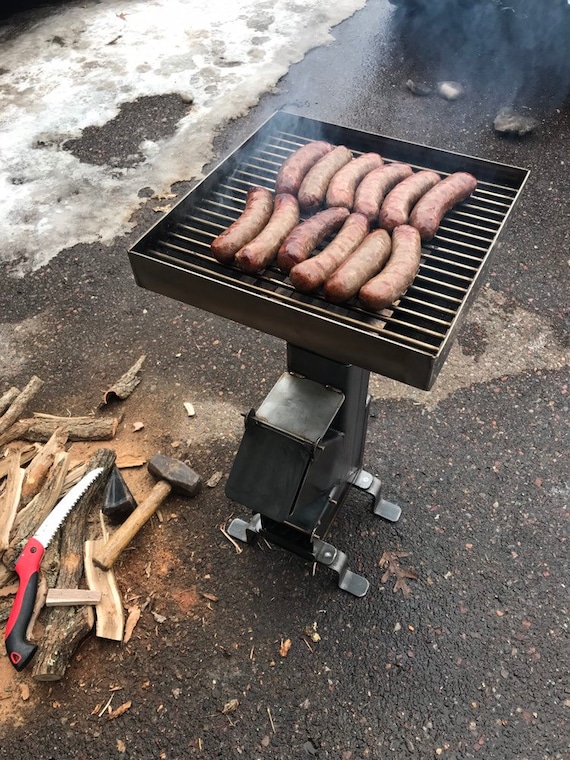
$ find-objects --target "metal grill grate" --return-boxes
[129,111,528,389]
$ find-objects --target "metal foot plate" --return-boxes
[314,540,369,597]
[227,515,262,543]
[353,470,401,522]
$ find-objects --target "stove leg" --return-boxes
[314,540,369,597]
[353,470,402,522]
[227,516,369,597]
[227,514,262,544]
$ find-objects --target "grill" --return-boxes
[129,110,529,596]
[129,110,529,391]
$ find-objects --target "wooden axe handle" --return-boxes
[93,480,171,570]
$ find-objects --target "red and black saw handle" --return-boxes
[4,538,45,671]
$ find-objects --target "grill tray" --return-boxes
[129,110,529,390]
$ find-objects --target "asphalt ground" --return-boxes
[1,1,568,758]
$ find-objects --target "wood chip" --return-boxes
[279,638,291,657]
[221,699,239,714]
[200,592,219,603]
[123,605,142,644]
[116,454,146,469]
[20,683,30,701]
[206,471,223,488]
[108,701,132,720]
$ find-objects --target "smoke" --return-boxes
[391,0,570,110]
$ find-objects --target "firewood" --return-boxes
[32,448,115,681]
[0,376,44,437]
[21,428,68,505]
[3,451,70,570]
[45,589,102,606]
[19,415,118,442]
[0,420,33,448]
[0,387,20,417]
[84,539,124,640]
[0,444,41,480]
[0,453,25,551]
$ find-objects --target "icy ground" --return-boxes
[0,0,365,277]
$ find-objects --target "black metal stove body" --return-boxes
[225,345,400,596]
[128,110,529,595]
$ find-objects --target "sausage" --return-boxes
[378,170,441,232]
[409,171,478,241]
[210,186,274,264]
[234,194,300,274]
[277,206,350,273]
[289,213,369,293]
[323,229,392,304]
[275,141,334,195]
[297,146,353,213]
[359,225,422,311]
[353,163,414,222]
[325,153,384,209]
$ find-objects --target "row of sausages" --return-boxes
[210,141,477,311]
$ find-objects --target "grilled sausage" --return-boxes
[210,186,274,264]
[378,170,441,232]
[353,163,414,222]
[234,194,300,274]
[359,224,422,311]
[323,229,392,304]
[325,153,384,210]
[277,206,350,273]
[298,146,353,213]
[275,141,334,195]
[409,171,478,241]
[289,213,369,293]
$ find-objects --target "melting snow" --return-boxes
[0,0,365,277]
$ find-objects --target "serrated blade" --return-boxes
[33,467,104,548]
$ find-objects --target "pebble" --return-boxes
[493,107,538,136]
[406,79,432,96]
[437,81,464,100]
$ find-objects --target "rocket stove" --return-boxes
[128,111,529,596]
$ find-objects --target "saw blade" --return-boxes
[33,467,104,548]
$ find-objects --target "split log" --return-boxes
[102,354,146,405]
[21,428,68,505]
[0,387,20,417]
[0,444,41,480]
[84,539,124,640]
[0,376,44,437]
[27,573,48,643]
[3,451,70,570]
[32,447,115,681]
[20,415,118,442]
[0,454,25,551]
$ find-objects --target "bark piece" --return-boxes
[84,539,124,640]
[102,354,146,405]
[0,376,44,437]
[20,415,118,442]
[0,454,25,551]
[31,448,115,681]
[21,428,68,505]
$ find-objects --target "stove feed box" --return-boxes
[226,372,345,525]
